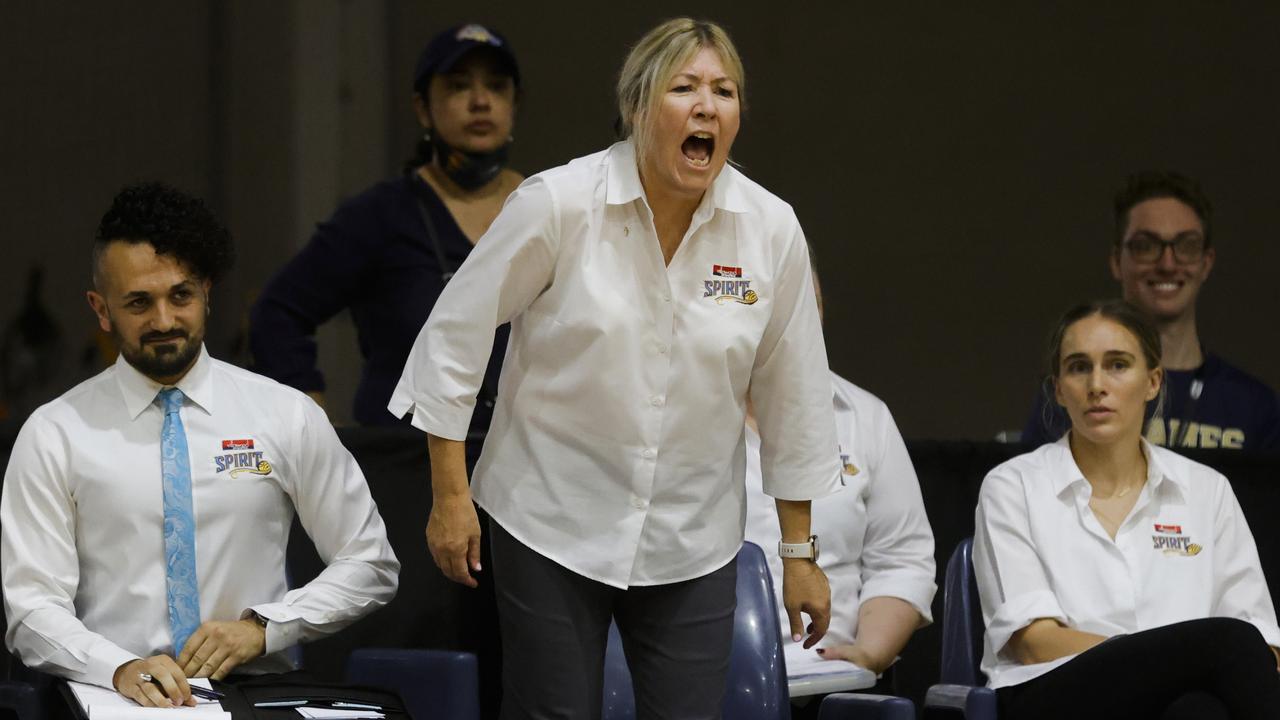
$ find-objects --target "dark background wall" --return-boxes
[2,1,1278,439]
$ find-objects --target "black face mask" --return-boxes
[430,131,510,191]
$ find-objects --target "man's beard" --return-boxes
[118,327,203,381]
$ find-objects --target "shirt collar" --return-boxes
[1050,434,1183,498]
[114,345,216,420]
[605,141,751,214]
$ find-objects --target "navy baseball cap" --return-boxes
[413,24,520,93]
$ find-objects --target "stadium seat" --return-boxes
[603,542,916,719]
[346,648,479,720]
[818,692,915,720]
[924,538,997,719]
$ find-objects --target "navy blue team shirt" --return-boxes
[1021,353,1280,453]
[250,174,508,431]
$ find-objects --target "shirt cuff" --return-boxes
[761,465,844,501]
[986,589,1068,662]
[244,605,304,656]
[860,573,938,626]
[88,645,143,691]
[386,388,473,440]
[1246,616,1280,650]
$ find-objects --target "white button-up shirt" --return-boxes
[1,348,399,688]
[745,372,936,655]
[390,141,842,588]
[974,436,1280,688]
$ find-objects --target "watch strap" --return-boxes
[778,535,818,560]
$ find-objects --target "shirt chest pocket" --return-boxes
[1138,518,1215,615]
[195,438,287,526]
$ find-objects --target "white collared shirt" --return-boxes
[974,436,1280,688]
[745,372,936,657]
[389,141,841,588]
[1,348,399,688]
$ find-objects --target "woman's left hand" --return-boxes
[782,559,831,648]
[814,644,882,674]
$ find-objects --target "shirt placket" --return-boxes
[624,200,679,582]
[1074,484,1140,630]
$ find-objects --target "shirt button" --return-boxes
[661,293,671,302]
[631,496,648,509]
[650,395,665,407]
[655,343,668,354]
[641,448,656,459]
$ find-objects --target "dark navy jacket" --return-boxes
[250,174,508,431]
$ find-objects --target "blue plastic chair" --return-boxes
[345,648,479,720]
[0,680,39,720]
[818,692,915,720]
[601,542,788,720]
[924,538,997,719]
[602,542,915,719]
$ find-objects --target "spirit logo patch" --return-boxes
[839,449,859,477]
[704,264,758,305]
[214,440,273,478]
[1152,522,1201,556]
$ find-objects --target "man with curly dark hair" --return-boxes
[1,183,399,708]
[87,182,234,383]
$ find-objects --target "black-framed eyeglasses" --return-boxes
[1122,232,1206,264]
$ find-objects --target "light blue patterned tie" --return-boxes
[159,388,200,654]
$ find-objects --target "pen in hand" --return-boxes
[139,673,225,701]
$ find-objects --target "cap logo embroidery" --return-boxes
[456,24,501,46]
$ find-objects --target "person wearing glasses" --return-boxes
[1021,172,1280,451]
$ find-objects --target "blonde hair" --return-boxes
[616,18,746,166]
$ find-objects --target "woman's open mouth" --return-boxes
[681,132,715,168]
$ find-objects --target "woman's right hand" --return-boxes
[425,433,482,587]
[427,491,482,587]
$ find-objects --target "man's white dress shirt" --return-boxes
[745,372,935,658]
[1,347,399,688]
[390,141,841,588]
[974,436,1280,688]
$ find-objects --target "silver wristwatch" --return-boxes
[778,535,820,561]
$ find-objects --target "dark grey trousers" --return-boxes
[489,520,738,720]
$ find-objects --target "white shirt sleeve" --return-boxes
[857,407,936,622]
[973,467,1069,662]
[1,413,139,688]
[751,222,841,500]
[248,398,400,653]
[1208,475,1280,647]
[388,177,560,438]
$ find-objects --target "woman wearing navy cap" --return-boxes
[250,23,522,437]
[249,23,522,720]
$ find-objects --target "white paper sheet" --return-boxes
[784,643,877,697]
[69,678,229,720]
[296,709,385,719]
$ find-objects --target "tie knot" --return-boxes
[159,388,185,415]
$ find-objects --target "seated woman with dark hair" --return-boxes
[974,299,1280,720]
